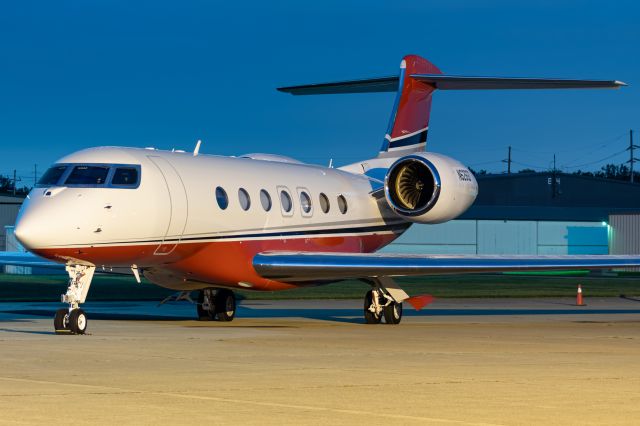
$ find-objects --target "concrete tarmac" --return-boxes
[1,298,640,425]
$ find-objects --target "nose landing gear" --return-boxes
[54,264,95,335]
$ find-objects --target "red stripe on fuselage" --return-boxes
[31,233,400,291]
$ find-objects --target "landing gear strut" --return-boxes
[363,278,405,325]
[197,288,216,320]
[196,288,236,322]
[54,264,95,335]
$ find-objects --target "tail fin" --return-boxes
[380,55,442,157]
[277,55,624,157]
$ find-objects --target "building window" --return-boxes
[238,188,251,211]
[216,187,228,210]
[280,190,292,213]
[260,189,272,211]
[337,194,347,214]
[300,191,312,214]
[319,193,330,213]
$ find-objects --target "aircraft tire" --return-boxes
[54,309,69,334]
[383,302,403,325]
[68,309,88,335]
[364,290,382,324]
[215,290,236,322]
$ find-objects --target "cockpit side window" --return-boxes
[38,165,68,186]
[65,166,110,185]
[111,167,139,186]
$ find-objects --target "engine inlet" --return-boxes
[385,156,440,216]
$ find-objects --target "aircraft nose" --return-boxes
[14,213,37,250]
[14,202,48,251]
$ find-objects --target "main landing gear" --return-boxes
[197,288,236,322]
[54,264,95,335]
[363,277,407,325]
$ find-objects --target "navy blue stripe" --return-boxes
[83,222,412,247]
[388,129,428,149]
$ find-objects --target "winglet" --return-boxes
[405,294,435,311]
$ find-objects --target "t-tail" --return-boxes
[278,54,625,158]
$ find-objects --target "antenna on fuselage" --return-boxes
[193,139,202,157]
[328,158,333,168]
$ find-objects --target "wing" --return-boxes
[253,252,640,282]
[0,251,65,269]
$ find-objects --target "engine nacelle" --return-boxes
[384,152,478,224]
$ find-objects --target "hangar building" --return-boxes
[382,172,640,255]
[0,195,24,251]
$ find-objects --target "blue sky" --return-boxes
[1,0,638,184]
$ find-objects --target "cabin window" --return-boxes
[300,191,312,214]
[238,188,251,211]
[38,165,68,186]
[319,193,330,213]
[215,187,228,210]
[280,190,292,213]
[65,165,110,185]
[260,189,272,211]
[111,167,139,186]
[337,194,348,214]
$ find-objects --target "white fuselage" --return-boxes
[15,147,424,290]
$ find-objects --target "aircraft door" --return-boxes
[148,156,189,255]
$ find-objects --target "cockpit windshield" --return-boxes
[38,165,68,186]
[112,167,139,186]
[36,163,141,188]
[65,166,110,185]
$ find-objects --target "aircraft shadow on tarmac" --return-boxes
[2,305,640,325]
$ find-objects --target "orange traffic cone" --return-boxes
[576,284,585,306]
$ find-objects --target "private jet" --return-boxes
[2,54,638,334]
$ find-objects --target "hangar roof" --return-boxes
[461,172,640,221]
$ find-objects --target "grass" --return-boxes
[0,272,639,302]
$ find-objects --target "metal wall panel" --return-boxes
[4,225,31,274]
[477,220,537,254]
[609,214,640,271]
[610,214,640,254]
[385,220,606,255]
[0,204,21,251]
[537,221,608,255]
[381,220,476,254]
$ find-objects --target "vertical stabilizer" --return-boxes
[379,55,442,157]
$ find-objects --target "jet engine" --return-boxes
[384,152,478,224]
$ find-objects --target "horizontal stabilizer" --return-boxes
[412,75,626,90]
[277,75,625,95]
[254,252,640,282]
[278,77,398,95]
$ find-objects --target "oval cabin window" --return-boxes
[216,187,228,210]
[238,188,251,211]
[319,193,330,213]
[300,191,312,214]
[337,194,348,214]
[280,190,292,213]
[260,189,272,211]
